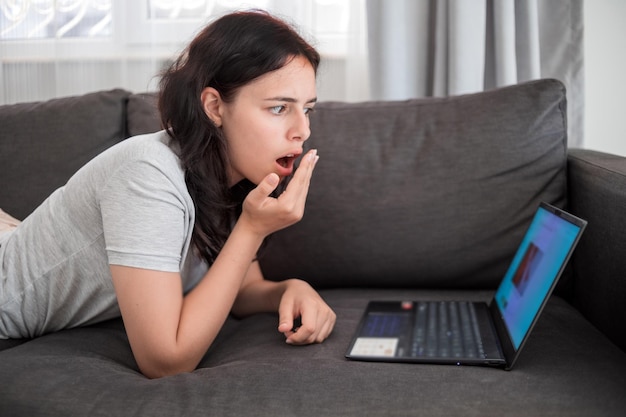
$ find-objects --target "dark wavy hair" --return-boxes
[158,10,320,264]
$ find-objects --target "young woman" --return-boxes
[0,10,336,378]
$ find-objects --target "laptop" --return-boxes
[345,202,587,370]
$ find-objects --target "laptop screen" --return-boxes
[494,204,585,350]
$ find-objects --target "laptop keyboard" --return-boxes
[412,301,486,359]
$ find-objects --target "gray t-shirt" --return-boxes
[0,131,207,339]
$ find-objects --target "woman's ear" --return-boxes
[200,87,223,127]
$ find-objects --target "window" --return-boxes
[1,0,351,55]
[1,0,113,40]
[0,0,363,104]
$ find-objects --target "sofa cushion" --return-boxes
[260,79,568,289]
[0,89,131,220]
[126,92,161,137]
[1,289,625,417]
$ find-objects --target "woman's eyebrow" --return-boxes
[265,97,318,104]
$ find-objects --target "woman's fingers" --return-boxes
[277,279,336,345]
[245,173,281,209]
[241,149,319,236]
[278,149,318,205]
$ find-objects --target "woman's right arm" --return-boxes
[111,150,318,379]
[110,216,263,379]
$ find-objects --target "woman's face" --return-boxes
[204,55,317,187]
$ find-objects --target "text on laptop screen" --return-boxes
[495,206,582,349]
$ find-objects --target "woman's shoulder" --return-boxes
[116,130,177,161]
[67,130,187,197]
[87,131,181,176]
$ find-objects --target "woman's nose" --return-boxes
[289,111,311,142]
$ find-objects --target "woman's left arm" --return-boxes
[232,261,336,344]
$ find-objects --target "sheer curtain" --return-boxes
[366,0,584,146]
[1,0,585,145]
[0,0,369,105]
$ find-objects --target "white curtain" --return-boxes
[366,0,585,146]
[0,0,369,105]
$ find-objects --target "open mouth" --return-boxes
[275,153,302,176]
[277,154,295,168]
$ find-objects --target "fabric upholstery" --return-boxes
[260,79,568,289]
[567,149,626,352]
[126,92,161,137]
[0,89,130,220]
[1,80,625,417]
[1,289,625,417]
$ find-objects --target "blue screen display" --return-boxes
[495,207,581,349]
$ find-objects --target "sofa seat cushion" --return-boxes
[1,289,624,417]
[259,79,568,289]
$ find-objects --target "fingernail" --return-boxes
[267,173,279,186]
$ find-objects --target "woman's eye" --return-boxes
[269,105,286,115]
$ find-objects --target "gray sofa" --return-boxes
[1,79,625,417]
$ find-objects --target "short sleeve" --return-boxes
[100,158,190,272]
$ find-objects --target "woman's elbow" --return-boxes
[135,351,199,379]
[139,362,196,379]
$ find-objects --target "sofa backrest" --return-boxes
[260,79,568,289]
[126,92,161,137]
[0,89,131,220]
[0,80,568,291]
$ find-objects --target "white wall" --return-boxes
[584,0,626,156]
